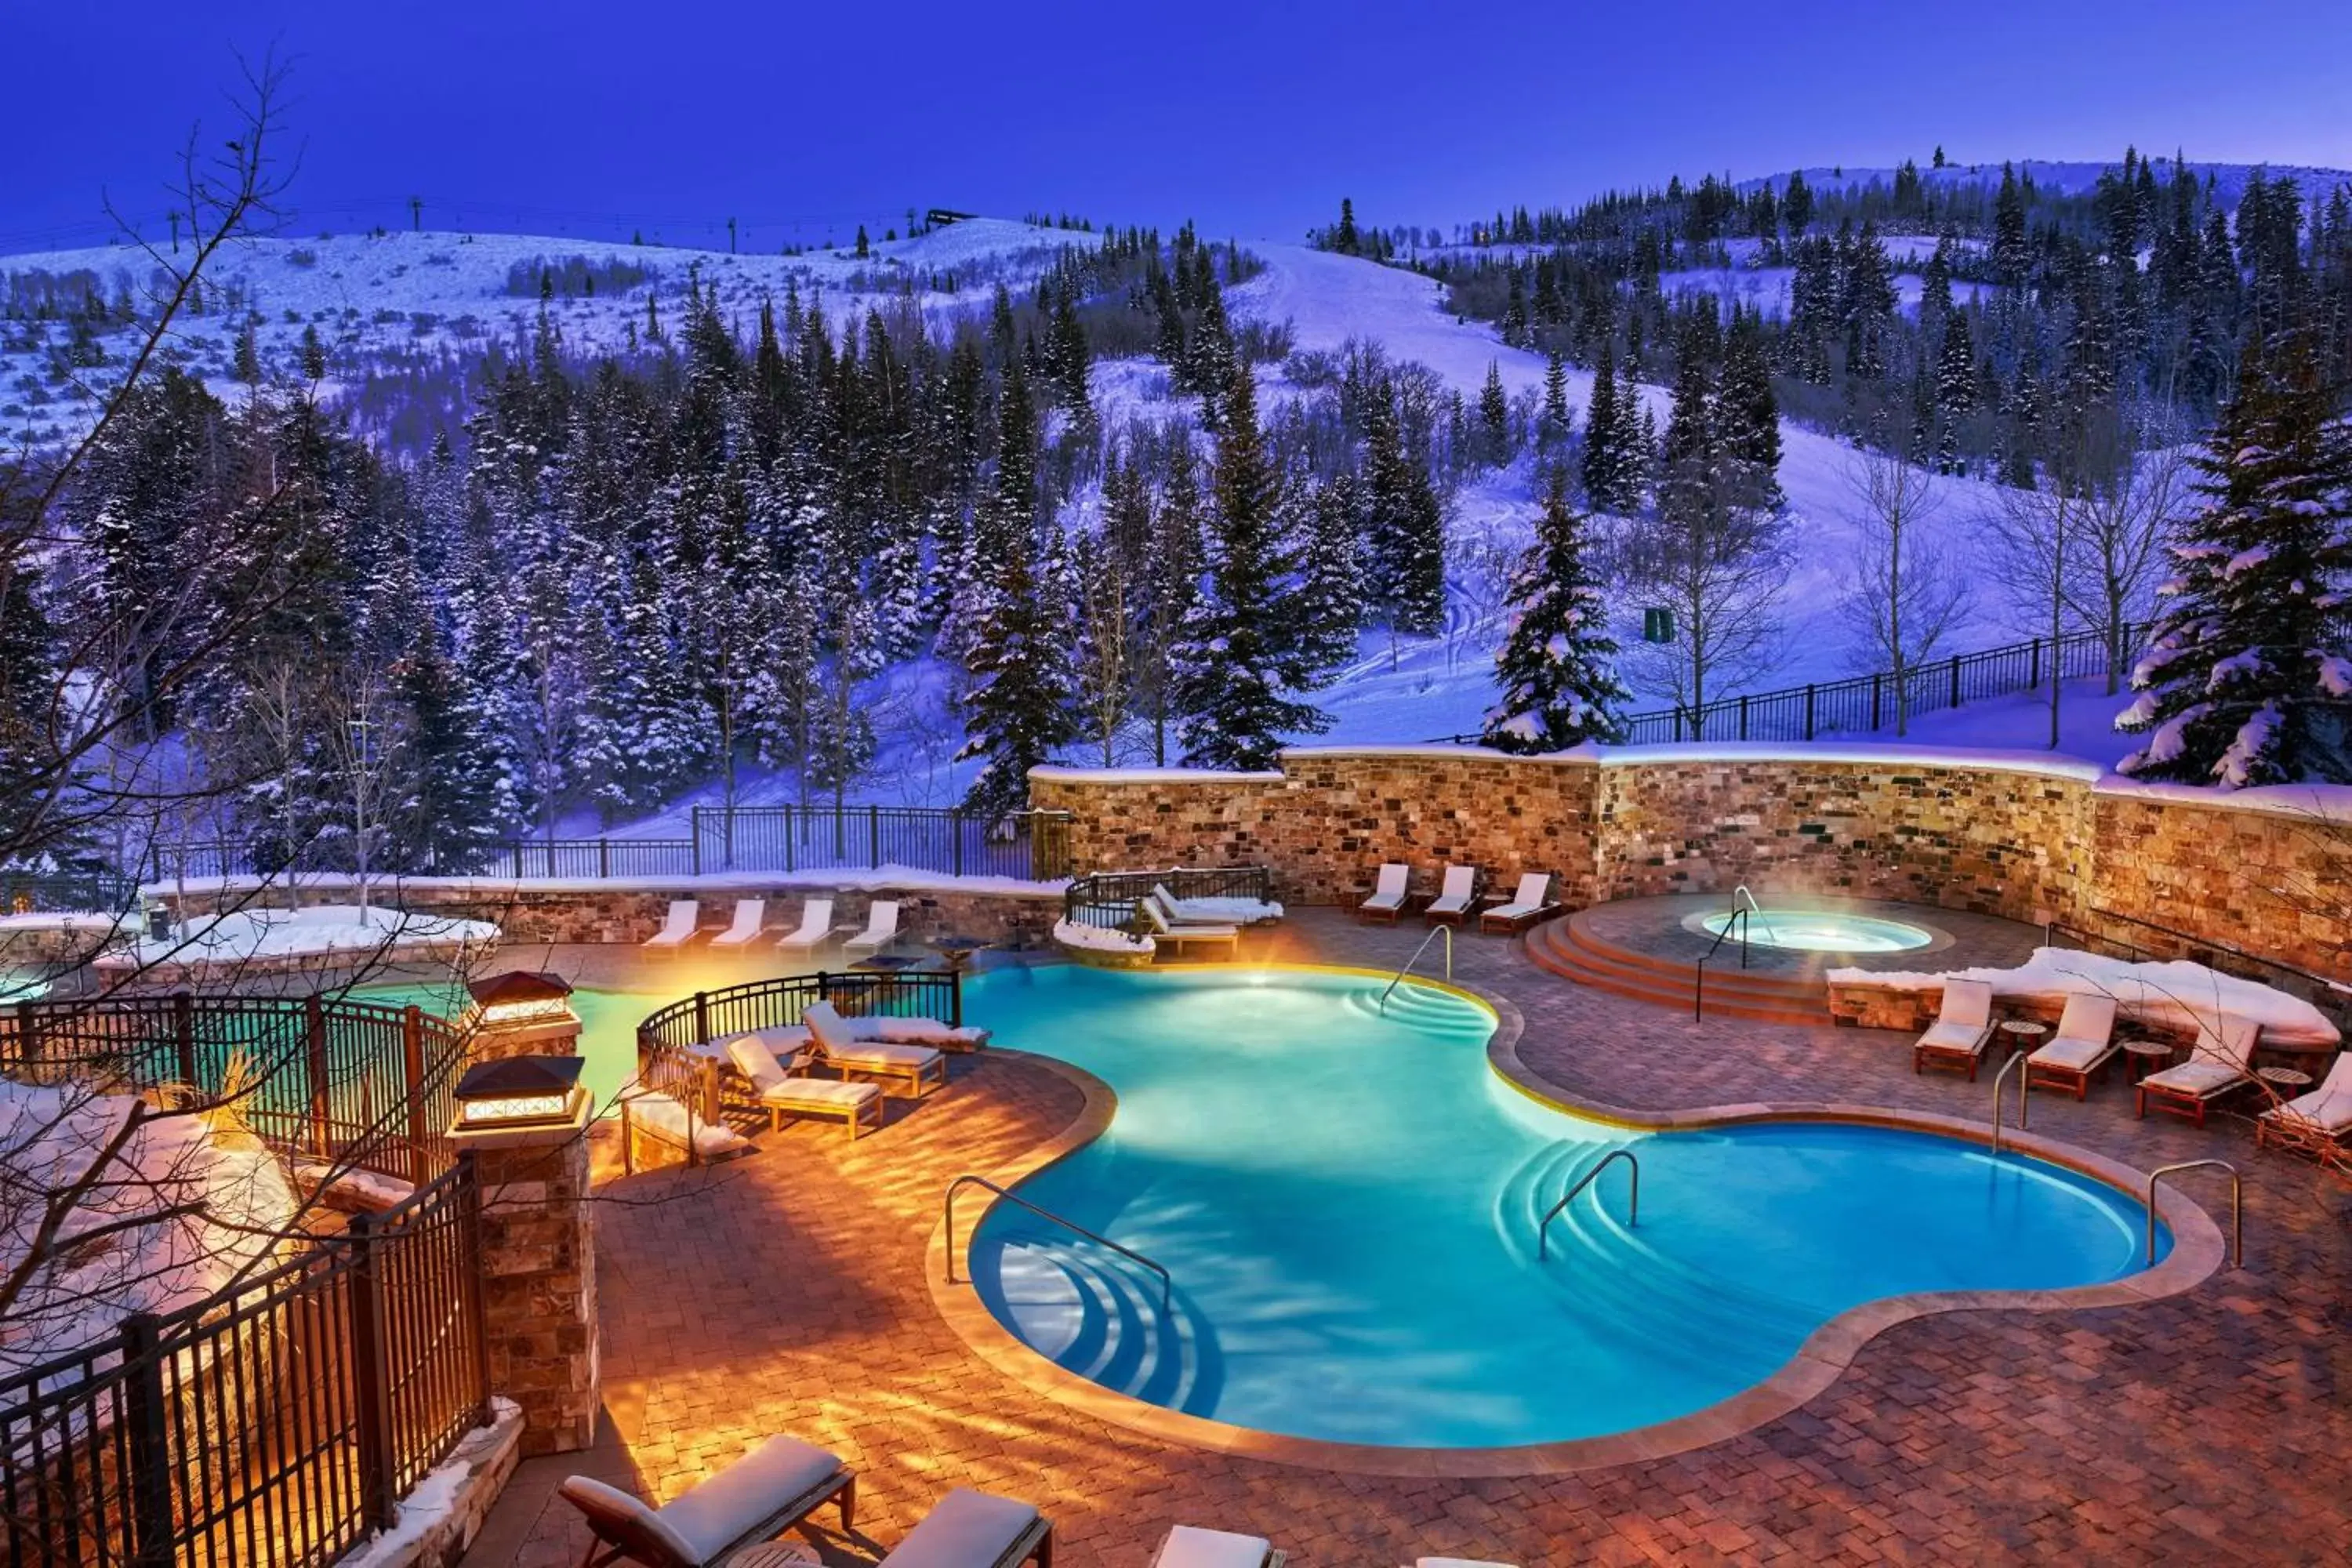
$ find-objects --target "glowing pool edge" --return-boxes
[924,962,2227,1479]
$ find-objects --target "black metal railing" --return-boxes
[1420,622,2150,749]
[2049,907,2352,1044]
[634,971,966,1150]
[0,993,472,1188]
[1618,622,2150,746]
[0,870,138,915]
[0,1160,491,1568]
[1062,866,1276,931]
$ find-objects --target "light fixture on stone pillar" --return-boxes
[449,1054,590,1137]
[462,971,583,1059]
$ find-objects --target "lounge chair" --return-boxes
[1138,898,1241,957]
[1424,865,1479,926]
[877,1487,1051,1567]
[725,1035,884,1140]
[2140,1014,2261,1127]
[775,898,840,956]
[1149,884,1238,928]
[643,899,700,950]
[844,899,902,958]
[1358,863,1410,924]
[1911,978,1997,1080]
[1153,1525,1286,1567]
[1477,872,1559,935]
[2257,1052,2352,1151]
[2024,993,2121,1100]
[708,898,765,949]
[802,1000,947,1098]
[558,1433,855,1568]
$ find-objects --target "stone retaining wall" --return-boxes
[1032,749,2349,981]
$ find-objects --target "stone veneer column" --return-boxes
[465,1128,598,1457]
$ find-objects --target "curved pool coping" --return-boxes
[924,961,2228,1479]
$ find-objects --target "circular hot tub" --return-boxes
[1690,908,1936,953]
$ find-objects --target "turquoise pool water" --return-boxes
[962,965,2161,1450]
[1697,909,1934,953]
[360,981,665,1111]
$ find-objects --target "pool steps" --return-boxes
[982,1232,1220,1415]
[1523,914,1829,1026]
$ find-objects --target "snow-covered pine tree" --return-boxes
[1132,441,1200,766]
[1174,368,1330,768]
[2117,334,2352,786]
[1291,471,1367,681]
[1582,347,1622,510]
[1363,383,1446,633]
[1933,311,1976,473]
[1482,463,1630,753]
[1479,361,1512,467]
[1541,351,1572,448]
[1719,307,1782,504]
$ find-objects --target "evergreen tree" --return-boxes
[1290,472,1366,681]
[1582,346,1625,510]
[1933,310,1976,472]
[1133,441,1202,765]
[1482,464,1630,752]
[1541,351,1572,447]
[1175,368,1329,768]
[1719,307,1782,501]
[1362,383,1446,633]
[1992,164,2031,289]
[1334,198,1360,256]
[1478,360,1512,466]
[386,616,508,869]
[2118,335,2352,786]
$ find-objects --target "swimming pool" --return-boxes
[960,965,2160,1450]
[1695,908,1936,953]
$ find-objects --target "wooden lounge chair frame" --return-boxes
[1911,979,1998,1080]
[2136,1016,2262,1128]
[727,1038,885,1140]
[1357,864,1410,925]
[2022,994,2121,1101]
[560,1447,855,1568]
[1423,866,1480,927]
[1476,873,1561,935]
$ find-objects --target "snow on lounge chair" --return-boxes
[558,1433,855,1567]
[1152,1524,1287,1567]
[844,899,902,958]
[2023,993,2121,1100]
[1358,863,1410,924]
[775,898,841,956]
[643,899,700,950]
[725,1034,883,1140]
[1911,978,1997,1080]
[802,1000,947,1098]
[2258,1052,2352,1150]
[1423,865,1480,926]
[1138,898,1241,957]
[708,898,765,949]
[1149,884,1258,930]
[2139,1014,2261,1127]
[1477,873,1559,935]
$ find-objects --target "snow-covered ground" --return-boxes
[98,902,500,978]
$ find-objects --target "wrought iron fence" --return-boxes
[1062,867,1276,931]
[0,871,137,915]
[0,1160,491,1568]
[0,994,471,1188]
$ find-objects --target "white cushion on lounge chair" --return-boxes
[878,1486,1042,1568]
[725,1035,879,1112]
[2142,1058,2250,1098]
[804,1001,944,1076]
[643,899,699,949]
[1141,901,1239,939]
[2029,993,2118,1071]
[557,1477,700,1567]
[656,1436,844,1560]
[1482,872,1552,924]
[2262,1054,2352,1134]
[1360,863,1408,914]
[1936,978,1994,1032]
[1154,1525,1275,1567]
[844,900,900,955]
[2190,1014,2260,1072]
[776,898,836,953]
[1426,865,1478,916]
[1918,1020,1994,1055]
[709,898,764,948]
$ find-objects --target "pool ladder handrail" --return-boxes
[1693,906,1749,1019]
[2146,1159,2241,1269]
[1731,884,1784,946]
[942,1174,1174,1311]
[1537,1148,1639,1260]
[1988,1051,2031,1155]
[1378,924,1453,1014]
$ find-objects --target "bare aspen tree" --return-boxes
[2063,403,2191,694]
[1623,459,1788,737]
[1839,443,1970,735]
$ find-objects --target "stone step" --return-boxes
[1523,917,1828,1027]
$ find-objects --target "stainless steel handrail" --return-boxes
[1694,906,1749,1018]
[943,1174,1174,1309]
[1732,884,1783,946]
[1537,1148,1641,1261]
[1378,924,1453,1014]
[1989,1051,2030,1155]
[2146,1159,2241,1269]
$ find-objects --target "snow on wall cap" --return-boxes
[1276,743,1584,764]
[2092,775,2352,825]
[1028,764,1283,784]
[1590,739,2111,782]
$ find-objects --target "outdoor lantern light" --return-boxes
[463,970,583,1058]
[450,1054,587,1133]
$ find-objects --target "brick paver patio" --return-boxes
[466,911,2351,1566]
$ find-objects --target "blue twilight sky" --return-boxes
[9,0,2352,254]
